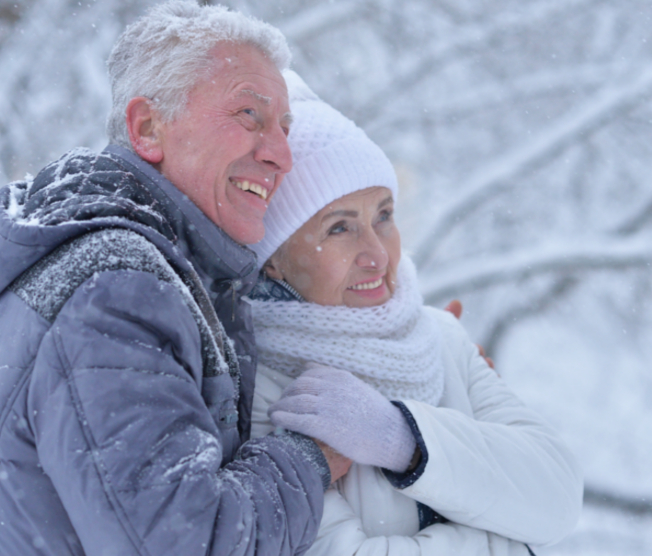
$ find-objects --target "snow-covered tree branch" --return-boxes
[414,66,652,268]
[421,239,652,302]
[1,0,652,552]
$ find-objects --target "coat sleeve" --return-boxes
[305,488,532,556]
[389,311,583,546]
[27,269,327,556]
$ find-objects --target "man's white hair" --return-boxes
[106,0,291,149]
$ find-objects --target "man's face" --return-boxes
[155,43,292,245]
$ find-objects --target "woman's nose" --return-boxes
[355,230,389,270]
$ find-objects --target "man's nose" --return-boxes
[355,229,389,270]
[256,124,293,174]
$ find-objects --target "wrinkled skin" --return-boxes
[266,186,401,307]
[128,41,293,245]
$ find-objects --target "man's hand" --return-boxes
[269,365,417,473]
[313,439,352,483]
[444,299,495,369]
[444,299,463,320]
[476,343,495,370]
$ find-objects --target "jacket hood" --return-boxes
[0,146,258,295]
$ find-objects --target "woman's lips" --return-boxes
[347,274,390,298]
[347,277,384,291]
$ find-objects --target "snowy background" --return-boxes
[1,0,651,553]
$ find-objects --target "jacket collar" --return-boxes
[104,145,258,291]
[248,273,305,303]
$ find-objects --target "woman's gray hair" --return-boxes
[106,0,291,149]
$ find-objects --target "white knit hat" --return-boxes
[250,70,399,267]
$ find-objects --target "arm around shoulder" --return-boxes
[393,310,583,546]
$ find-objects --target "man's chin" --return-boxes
[223,221,265,247]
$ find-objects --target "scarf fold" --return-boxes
[248,257,444,405]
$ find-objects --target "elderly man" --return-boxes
[0,2,347,555]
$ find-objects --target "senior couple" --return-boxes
[0,1,582,555]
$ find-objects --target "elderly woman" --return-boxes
[247,72,583,556]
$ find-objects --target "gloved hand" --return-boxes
[268,364,418,473]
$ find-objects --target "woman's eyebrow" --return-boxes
[320,196,393,222]
[378,196,394,209]
[321,209,358,222]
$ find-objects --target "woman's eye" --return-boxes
[328,222,348,235]
[378,209,393,223]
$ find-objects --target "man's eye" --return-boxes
[241,108,256,117]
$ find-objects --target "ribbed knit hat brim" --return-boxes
[250,71,398,267]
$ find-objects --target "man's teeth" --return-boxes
[234,180,267,200]
[349,278,383,291]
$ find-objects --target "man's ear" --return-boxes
[126,97,164,164]
[263,254,285,281]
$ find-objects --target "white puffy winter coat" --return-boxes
[251,308,583,556]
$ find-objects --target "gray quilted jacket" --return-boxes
[0,145,329,556]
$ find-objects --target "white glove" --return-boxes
[268,364,417,473]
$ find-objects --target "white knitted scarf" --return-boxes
[248,257,444,405]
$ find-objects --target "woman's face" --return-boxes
[265,186,401,307]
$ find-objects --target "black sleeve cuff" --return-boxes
[382,401,429,489]
[416,501,449,529]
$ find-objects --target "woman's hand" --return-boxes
[268,364,417,473]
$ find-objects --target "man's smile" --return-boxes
[232,178,269,200]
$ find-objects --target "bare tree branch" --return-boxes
[279,2,363,44]
[414,66,652,269]
[613,198,652,236]
[367,62,618,135]
[354,0,597,127]
[421,239,652,304]
[585,485,652,515]
[481,276,578,354]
